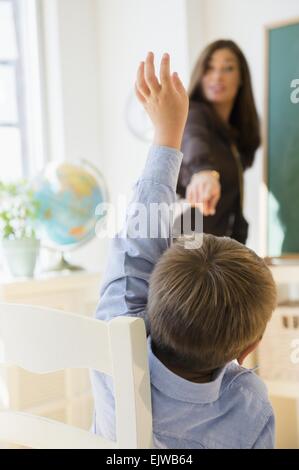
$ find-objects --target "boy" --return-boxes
[90,52,277,448]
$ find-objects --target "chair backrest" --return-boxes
[0,303,153,449]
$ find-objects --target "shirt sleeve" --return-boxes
[252,413,275,449]
[177,103,217,194]
[95,145,183,332]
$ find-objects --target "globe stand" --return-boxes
[44,252,84,272]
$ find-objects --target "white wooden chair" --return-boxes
[0,303,153,449]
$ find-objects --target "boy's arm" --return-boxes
[95,53,188,329]
[95,145,182,327]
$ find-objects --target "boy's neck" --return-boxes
[165,363,214,383]
[154,348,215,384]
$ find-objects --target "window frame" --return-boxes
[0,0,27,176]
[0,0,45,179]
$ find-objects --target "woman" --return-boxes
[177,40,260,244]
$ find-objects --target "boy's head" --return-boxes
[147,234,277,374]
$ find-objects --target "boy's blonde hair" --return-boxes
[147,234,277,373]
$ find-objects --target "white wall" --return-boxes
[89,0,191,270]
[42,0,102,166]
[95,0,190,204]
[41,0,105,271]
[41,0,299,270]
[185,0,205,71]
[188,0,299,254]
[41,0,192,271]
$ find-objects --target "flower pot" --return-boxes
[1,238,40,278]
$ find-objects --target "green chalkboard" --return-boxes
[266,19,299,257]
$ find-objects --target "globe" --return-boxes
[33,159,108,271]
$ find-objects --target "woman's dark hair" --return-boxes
[188,39,260,168]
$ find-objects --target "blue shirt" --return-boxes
[90,145,275,449]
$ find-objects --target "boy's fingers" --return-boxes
[172,72,185,94]
[144,52,161,94]
[160,53,171,86]
[135,83,146,104]
[136,62,150,98]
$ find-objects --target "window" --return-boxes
[0,0,45,181]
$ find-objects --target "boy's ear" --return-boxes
[237,340,260,366]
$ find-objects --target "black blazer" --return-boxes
[176,101,249,244]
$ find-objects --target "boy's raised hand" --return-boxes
[135,52,189,150]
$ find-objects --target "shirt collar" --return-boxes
[147,336,229,404]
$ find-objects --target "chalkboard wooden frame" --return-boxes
[263,17,299,263]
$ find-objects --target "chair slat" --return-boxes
[0,303,112,374]
[0,303,153,448]
[110,317,153,448]
[0,411,116,449]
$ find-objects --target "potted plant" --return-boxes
[0,180,40,277]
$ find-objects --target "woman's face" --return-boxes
[202,48,241,105]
